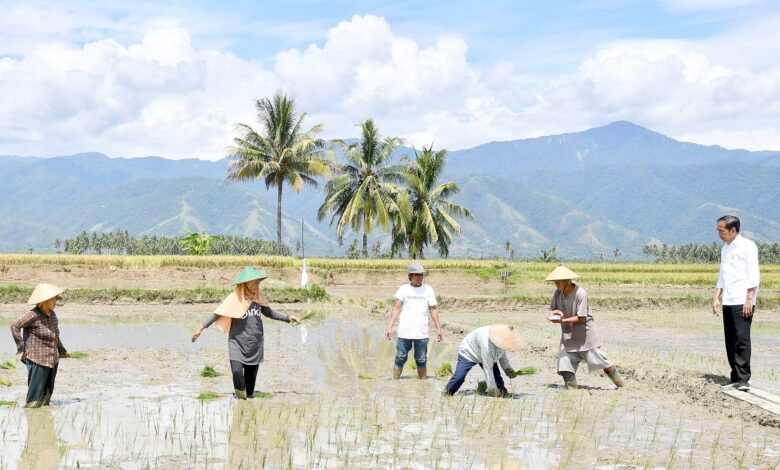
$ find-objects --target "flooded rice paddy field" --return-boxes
[0,303,779,468]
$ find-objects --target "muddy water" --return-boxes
[1,312,780,469]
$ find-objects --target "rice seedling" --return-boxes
[516,366,538,376]
[436,362,453,377]
[357,371,375,380]
[200,365,219,378]
[300,310,318,321]
[253,391,274,398]
[68,351,88,359]
[0,400,16,406]
[0,359,16,370]
[0,376,10,386]
[196,391,222,401]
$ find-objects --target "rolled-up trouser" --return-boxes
[445,354,506,395]
[723,304,753,382]
[394,338,429,369]
[26,361,58,406]
[556,345,613,374]
[230,360,260,397]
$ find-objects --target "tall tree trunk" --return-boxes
[362,232,368,258]
[276,184,283,255]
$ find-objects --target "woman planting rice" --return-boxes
[192,267,299,399]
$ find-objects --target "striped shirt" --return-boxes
[10,308,67,368]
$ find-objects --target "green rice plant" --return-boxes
[300,310,318,321]
[476,380,487,394]
[357,371,375,380]
[0,376,11,386]
[517,366,538,376]
[68,351,88,359]
[0,400,16,406]
[253,392,274,398]
[436,362,453,377]
[196,391,221,401]
[200,365,219,378]
[0,359,16,370]
[406,358,417,370]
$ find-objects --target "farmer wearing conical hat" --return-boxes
[192,267,299,399]
[10,283,70,407]
[386,263,443,379]
[443,324,523,397]
[546,265,624,390]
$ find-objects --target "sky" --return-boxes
[1,0,779,159]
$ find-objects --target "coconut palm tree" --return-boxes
[317,119,409,258]
[227,91,330,253]
[399,146,473,259]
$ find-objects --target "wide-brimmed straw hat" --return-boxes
[27,283,64,305]
[231,267,268,286]
[545,265,579,282]
[488,324,524,351]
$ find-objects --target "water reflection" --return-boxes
[18,407,63,470]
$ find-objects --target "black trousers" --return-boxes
[723,305,753,382]
[230,360,260,397]
[26,361,58,406]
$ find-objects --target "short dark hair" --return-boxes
[718,215,740,233]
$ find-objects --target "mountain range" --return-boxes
[1,121,778,259]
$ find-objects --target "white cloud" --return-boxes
[1,13,780,159]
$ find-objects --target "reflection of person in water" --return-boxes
[18,407,63,470]
[192,267,299,399]
[10,283,70,408]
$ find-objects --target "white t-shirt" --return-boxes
[394,283,437,339]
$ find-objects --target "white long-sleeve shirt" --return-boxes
[458,326,512,391]
[717,234,760,306]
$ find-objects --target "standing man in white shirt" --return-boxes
[712,215,760,391]
[386,264,443,379]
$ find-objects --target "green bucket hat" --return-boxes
[232,266,268,286]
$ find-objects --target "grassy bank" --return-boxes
[0,284,329,304]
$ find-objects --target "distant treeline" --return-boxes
[56,230,290,256]
[643,242,780,264]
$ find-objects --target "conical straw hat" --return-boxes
[545,265,579,281]
[27,283,64,305]
[488,324,524,352]
[231,267,268,286]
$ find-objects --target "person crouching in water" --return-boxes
[444,324,523,397]
[546,265,624,390]
[386,264,443,379]
[192,267,299,399]
[11,283,70,408]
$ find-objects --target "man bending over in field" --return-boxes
[546,265,625,390]
[386,264,443,379]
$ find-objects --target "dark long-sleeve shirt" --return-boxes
[202,303,289,365]
[11,307,67,368]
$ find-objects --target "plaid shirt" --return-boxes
[11,308,67,368]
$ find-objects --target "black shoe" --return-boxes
[737,381,752,392]
[720,380,739,388]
